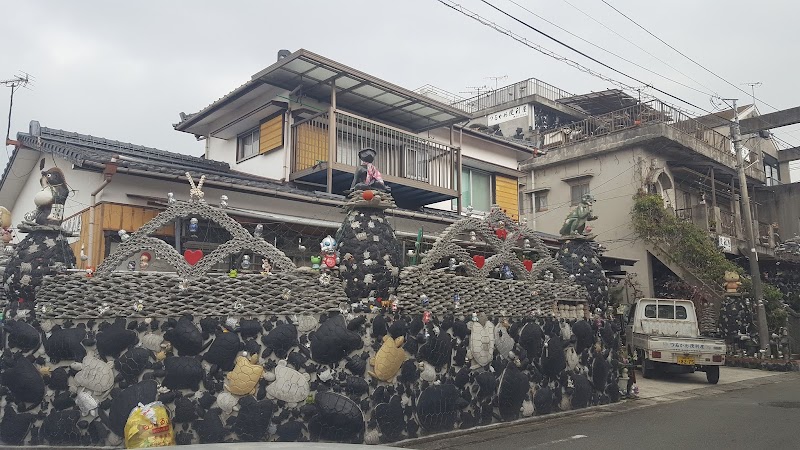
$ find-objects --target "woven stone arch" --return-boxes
[417,242,479,277]
[529,256,570,282]
[97,236,192,277]
[434,217,503,252]
[479,251,528,280]
[96,199,295,277]
[190,237,295,276]
[486,208,521,234]
[506,229,551,261]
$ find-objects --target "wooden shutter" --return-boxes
[494,174,520,221]
[259,114,284,154]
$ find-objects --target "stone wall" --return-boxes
[1,285,622,446]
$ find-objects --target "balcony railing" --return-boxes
[450,78,574,114]
[540,99,731,157]
[292,110,458,191]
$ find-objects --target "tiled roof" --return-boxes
[10,126,344,202]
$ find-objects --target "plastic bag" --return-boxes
[124,401,175,448]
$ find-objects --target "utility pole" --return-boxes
[729,99,769,353]
[3,73,32,146]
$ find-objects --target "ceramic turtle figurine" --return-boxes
[140,333,164,353]
[225,353,264,396]
[265,360,310,406]
[75,390,99,417]
[368,335,407,382]
[74,355,115,396]
[466,315,495,369]
[292,315,318,333]
[494,322,515,359]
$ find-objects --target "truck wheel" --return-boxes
[706,366,720,384]
[640,351,654,379]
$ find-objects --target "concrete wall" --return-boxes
[524,146,658,296]
[756,182,800,239]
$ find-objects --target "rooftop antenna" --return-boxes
[485,75,508,89]
[741,82,762,109]
[460,85,489,97]
[2,72,32,146]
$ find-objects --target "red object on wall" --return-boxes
[523,259,533,271]
[362,190,374,201]
[184,249,203,266]
[473,255,485,269]
[495,228,508,240]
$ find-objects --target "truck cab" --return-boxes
[626,298,725,384]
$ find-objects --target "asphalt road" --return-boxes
[405,373,800,450]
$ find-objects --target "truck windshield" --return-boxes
[643,303,688,319]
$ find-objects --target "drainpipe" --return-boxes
[87,158,118,267]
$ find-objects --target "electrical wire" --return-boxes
[599,0,779,112]
[505,0,716,98]
[476,0,711,112]
[559,0,721,99]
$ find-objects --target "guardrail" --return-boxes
[450,78,574,114]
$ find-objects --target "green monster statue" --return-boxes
[559,194,597,237]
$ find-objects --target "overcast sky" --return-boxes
[3,0,799,179]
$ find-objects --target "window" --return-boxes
[570,182,590,206]
[644,303,688,319]
[675,306,688,320]
[237,128,260,161]
[535,192,548,212]
[644,304,656,318]
[657,305,675,319]
[764,157,780,187]
[461,168,492,212]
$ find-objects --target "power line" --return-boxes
[473,0,719,115]
[560,0,721,99]
[505,0,716,98]
[599,0,779,112]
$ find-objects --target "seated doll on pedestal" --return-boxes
[350,147,391,192]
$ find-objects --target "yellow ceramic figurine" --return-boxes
[723,271,741,293]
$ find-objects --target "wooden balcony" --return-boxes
[291,110,459,209]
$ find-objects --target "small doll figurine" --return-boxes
[261,259,272,275]
[310,255,322,271]
[422,311,432,324]
[319,235,339,271]
[139,252,151,271]
[350,147,390,192]
[500,263,514,280]
[723,271,742,293]
[420,294,430,307]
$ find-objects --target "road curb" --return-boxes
[392,372,798,448]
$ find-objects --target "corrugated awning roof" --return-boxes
[176,49,470,134]
[557,89,640,116]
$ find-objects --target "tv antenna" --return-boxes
[485,75,508,89]
[460,85,489,97]
[740,82,762,108]
[3,72,33,146]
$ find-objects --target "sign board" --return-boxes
[718,235,732,253]
[488,104,530,126]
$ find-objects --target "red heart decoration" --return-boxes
[472,255,485,269]
[523,259,534,271]
[184,249,203,266]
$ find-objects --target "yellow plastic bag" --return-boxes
[124,401,175,448]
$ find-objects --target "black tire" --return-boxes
[706,365,720,384]
[640,351,653,379]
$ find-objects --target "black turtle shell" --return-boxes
[115,347,152,382]
[96,318,138,359]
[518,322,544,360]
[373,394,404,441]
[233,397,275,441]
[0,405,35,444]
[418,330,452,369]
[197,408,227,443]
[41,408,81,445]
[570,373,592,409]
[541,334,566,380]
[238,319,262,339]
[309,315,363,365]
[533,385,553,414]
[163,356,203,390]
[44,326,87,362]
[1,354,45,406]
[309,391,365,443]
[261,322,298,359]
[497,364,528,420]
[48,366,70,391]
[173,396,200,423]
[276,420,306,442]
[164,316,205,356]
[572,320,593,354]
[415,384,461,432]
[204,331,242,371]
[5,320,40,351]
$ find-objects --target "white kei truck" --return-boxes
[626,298,726,384]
